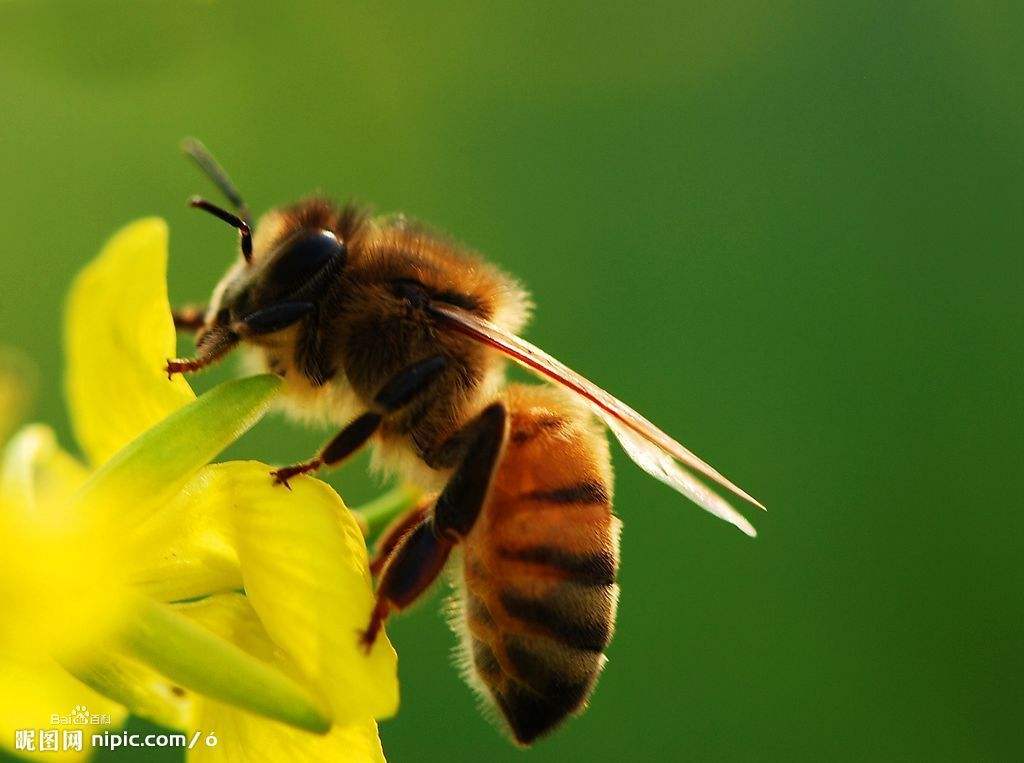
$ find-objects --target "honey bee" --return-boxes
[168,139,764,745]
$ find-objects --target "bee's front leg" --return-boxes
[165,324,239,378]
[171,305,208,333]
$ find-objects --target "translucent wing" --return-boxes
[429,303,763,537]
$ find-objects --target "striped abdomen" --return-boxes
[451,384,621,745]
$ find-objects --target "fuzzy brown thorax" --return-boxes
[204,198,530,483]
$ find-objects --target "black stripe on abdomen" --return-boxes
[491,635,601,745]
[498,545,617,587]
[494,681,577,746]
[504,638,593,702]
[522,480,610,506]
[499,591,611,652]
[510,414,568,445]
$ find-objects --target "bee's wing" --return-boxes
[429,303,763,537]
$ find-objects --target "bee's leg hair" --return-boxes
[165,324,239,378]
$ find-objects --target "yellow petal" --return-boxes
[126,463,242,603]
[1,424,88,513]
[0,652,125,763]
[0,426,123,658]
[186,463,399,724]
[65,218,195,467]
[182,595,385,763]
[74,375,280,533]
[191,703,385,763]
[130,468,420,606]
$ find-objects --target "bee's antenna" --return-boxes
[189,196,253,263]
[181,137,251,226]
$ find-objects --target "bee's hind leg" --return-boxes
[369,499,434,576]
[360,402,508,650]
[360,517,454,650]
[428,402,508,540]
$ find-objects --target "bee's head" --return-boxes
[169,139,353,380]
[197,214,347,347]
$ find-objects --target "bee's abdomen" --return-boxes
[453,384,620,745]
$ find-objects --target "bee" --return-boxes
[168,139,764,745]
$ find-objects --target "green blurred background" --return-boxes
[2,1,1021,761]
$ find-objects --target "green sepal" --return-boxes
[353,484,423,540]
[115,595,331,734]
[73,375,281,530]
[63,646,192,730]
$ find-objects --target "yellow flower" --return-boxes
[0,423,127,763]
[0,219,399,761]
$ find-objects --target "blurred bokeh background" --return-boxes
[1,2,1021,761]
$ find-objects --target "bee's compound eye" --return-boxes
[270,229,346,290]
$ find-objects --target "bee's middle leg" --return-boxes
[272,355,448,486]
[361,402,507,649]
